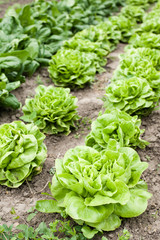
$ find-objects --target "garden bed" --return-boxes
[0,1,160,239]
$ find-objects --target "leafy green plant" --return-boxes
[0,220,87,240]
[74,21,120,52]
[21,85,80,135]
[136,0,160,34]
[0,206,87,239]
[101,237,108,240]
[96,20,122,49]
[48,7,139,90]
[3,0,125,67]
[57,0,125,34]
[0,16,41,80]
[85,109,148,151]
[63,38,108,68]
[0,73,20,109]
[48,49,99,89]
[0,54,25,84]
[121,5,145,22]
[109,15,135,42]
[140,12,160,34]
[118,228,131,240]
[36,144,151,238]
[104,76,159,116]
[113,47,160,92]
[74,13,135,49]
[129,32,160,49]
[0,121,47,188]
[120,47,160,69]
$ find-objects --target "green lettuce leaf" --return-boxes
[81,225,98,239]
[114,181,152,217]
[0,73,20,109]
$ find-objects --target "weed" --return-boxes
[118,228,131,240]
[151,210,159,219]
[36,75,44,85]
[0,219,88,240]
[0,207,110,239]
[145,155,151,161]
[81,117,92,125]
[49,167,56,175]
[74,133,80,139]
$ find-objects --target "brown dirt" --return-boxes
[0,2,160,240]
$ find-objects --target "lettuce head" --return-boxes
[21,85,79,135]
[0,121,47,188]
[113,48,160,92]
[36,144,151,237]
[129,32,160,49]
[104,77,159,116]
[85,109,148,151]
[48,49,98,89]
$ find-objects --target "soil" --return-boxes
[0,1,160,240]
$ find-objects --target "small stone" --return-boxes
[23,192,29,197]
[11,115,17,121]
[16,113,21,118]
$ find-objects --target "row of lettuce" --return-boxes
[0,0,159,239]
[34,1,160,238]
[0,0,155,109]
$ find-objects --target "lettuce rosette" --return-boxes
[119,47,160,68]
[0,121,47,188]
[36,144,151,238]
[48,49,100,89]
[138,6,160,34]
[96,20,122,49]
[104,77,159,116]
[113,50,160,91]
[140,16,160,34]
[109,15,135,42]
[121,5,145,22]
[21,85,79,135]
[129,32,160,49]
[85,109,148,151]
[63,38,107,68]
[74,25,113,52]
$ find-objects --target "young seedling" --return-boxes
[118,228,131,240]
